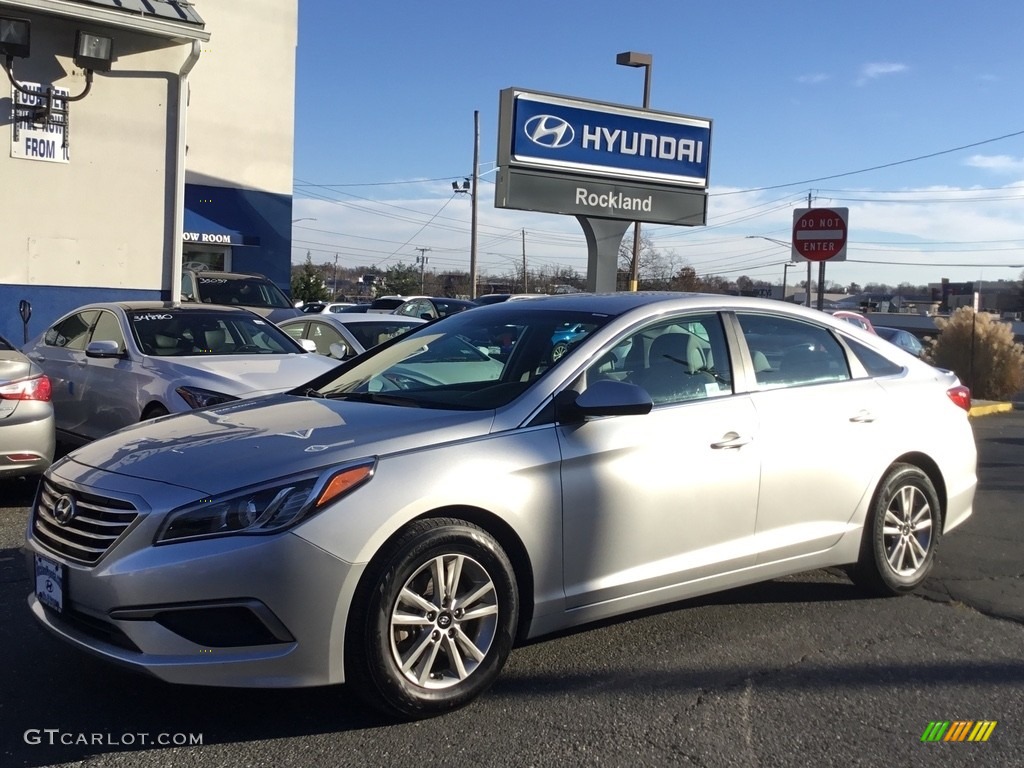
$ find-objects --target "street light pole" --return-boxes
[617,51,652,293]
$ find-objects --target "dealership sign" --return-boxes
[506,90,710,186]
[495,88,711,225]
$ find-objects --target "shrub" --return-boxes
[929,307,1024,400]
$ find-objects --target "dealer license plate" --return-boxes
[35,554,64,613]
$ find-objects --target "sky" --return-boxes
[291,1,1024,292]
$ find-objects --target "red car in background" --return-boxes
[826,310,877,335]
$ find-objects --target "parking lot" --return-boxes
[0,410,1020,767]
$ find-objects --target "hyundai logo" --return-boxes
[524,115,574,149]
[53,494,77,526]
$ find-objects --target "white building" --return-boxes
[0,0,297,344]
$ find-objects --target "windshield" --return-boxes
[128,310,304,356]
[310,308,612,410]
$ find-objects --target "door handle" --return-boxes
[711,432,752,450]
[849,410,876,423]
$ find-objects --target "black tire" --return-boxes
[550,342,569,362]
[141,404,169,421]
[346,518,518,719]
[850,463,941,597]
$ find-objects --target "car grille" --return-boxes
[32,478,139,566]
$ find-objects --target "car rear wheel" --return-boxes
[346,518,518,719]
[850,463,941,597]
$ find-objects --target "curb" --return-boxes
[969,401,1015,418]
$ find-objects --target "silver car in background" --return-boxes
[24,294,977,719]
[0,334,54,478]
[22,302,338,443]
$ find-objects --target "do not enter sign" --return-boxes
[791,207,849,262]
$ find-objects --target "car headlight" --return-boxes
[176,386,241,409]
[155,460,376,544]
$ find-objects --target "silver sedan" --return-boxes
[22,302,338,443]
[0,334,54,479]
[24,293,977,719]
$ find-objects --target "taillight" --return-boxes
[947,385,971,412]
[0,374,51,402]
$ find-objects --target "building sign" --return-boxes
[10,83,69,163]
[499,89,711,187]
[496,167,707,226]
[495,88,711,225]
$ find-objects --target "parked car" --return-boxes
[0,334,54,479]
[278,314,425,359]
[367,295,418,314]
[473,293,549,306]
[25,294,976,720]
[826,309,877,335]
[22,302,338,443]
[181,269,302,324]
[392,297,477,320]
[875,326,926,358]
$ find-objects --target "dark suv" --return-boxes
[181,270,301,324]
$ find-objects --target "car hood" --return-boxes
[146,355,338,397]
[60,395,496,495]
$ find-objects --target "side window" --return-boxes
[281,323,307,341]
[89,311,126,353]
[844,337,904,377]
[44,311,99,350]
[738,313,851,390]
[181,272,197,301]
[308,322,343,356]
[587,313,732,405]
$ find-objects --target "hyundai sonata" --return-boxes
[24,293,977,718]
[22,302,338,442]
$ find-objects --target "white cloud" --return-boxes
[856,62,908,86]
[965,154,1024,174]
[797,73,829,84]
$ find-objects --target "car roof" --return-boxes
[281,314,425,326]
[187,270,272,280]
[72,301,261,315]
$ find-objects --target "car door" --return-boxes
[28,310,99,437]
[77,309,142,437]
[557,312,761,609]
[736,312,889,563]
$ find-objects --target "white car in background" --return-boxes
[278,314,425,359]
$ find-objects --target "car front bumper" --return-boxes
[24,463,364,688]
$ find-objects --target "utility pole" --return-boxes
[805,190,813,308]
[470,110,480,299]
[332,253,338,299]
[522,229,527,293]
[415,247,431,293]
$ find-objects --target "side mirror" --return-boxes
[85,340,124,359]
[298,339,318,354]
[328,341,350,359]
[558,379,653,422]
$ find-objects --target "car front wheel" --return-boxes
[850,463,941,597]
[346,518,519,719]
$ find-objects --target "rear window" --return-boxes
[196,276,293,309]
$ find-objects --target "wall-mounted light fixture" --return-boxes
[0,16,113,145]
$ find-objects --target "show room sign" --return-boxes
[10,82,69,163]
